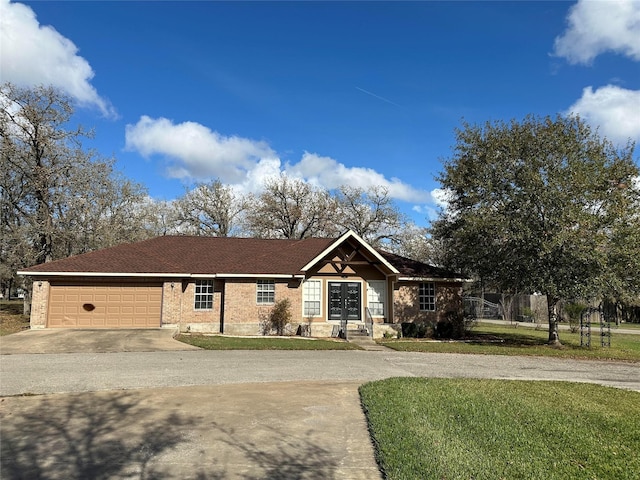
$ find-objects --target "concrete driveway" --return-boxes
[0,328,201,354]
[2,332,639,480]
[1,381,380,480]
[0,331,383,478]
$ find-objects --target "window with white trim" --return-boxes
[194,280,214,310]
[419,282,436,311]
[367,280,386,316]
[256,279,275,304]
[303,280,321,317]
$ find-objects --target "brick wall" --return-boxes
[222,278,303,330]
[393,281,462,324]
[29,280,49,328]
[166,279,223,333]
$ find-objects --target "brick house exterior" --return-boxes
[19,231,464,338]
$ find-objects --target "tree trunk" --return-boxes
[547,300,561,345]
[23,286,32,317]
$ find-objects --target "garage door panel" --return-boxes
[48,284,162,328]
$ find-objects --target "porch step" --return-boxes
[347,327,370,338]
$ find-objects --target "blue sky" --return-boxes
[2,0,639,226]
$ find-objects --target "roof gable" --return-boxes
[301,230,399,275]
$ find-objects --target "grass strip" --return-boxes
[379,323,640,362]
[176,333,361,350]
[360,378,640,480]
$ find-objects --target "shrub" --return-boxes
[262,299,292,336]
[436,311,472,339]
[562,301,588,333]
[401,322,432,338]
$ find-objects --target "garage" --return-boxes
[47,283,163,328]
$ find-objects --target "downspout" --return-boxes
[219,279,225,334]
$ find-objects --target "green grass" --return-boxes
[379,323,640,362]
[616,322,640,330]
[359,378,640,480]
[176,333,361,350]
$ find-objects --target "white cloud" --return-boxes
[125,116,277,184]
[431,188,453,209]
[412,188,453,220]
[287,152,430,203]
[124,116,431,203]
[553,0,640,65]
[565,85,640,144]
[0,0,115,117]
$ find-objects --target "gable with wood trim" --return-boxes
[19,230,464,337]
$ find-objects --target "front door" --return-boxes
[328,282,361,321]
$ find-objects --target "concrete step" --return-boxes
[347,329,370,338]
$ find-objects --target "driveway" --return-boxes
[0,328,200,354]
[0,381,380,480]
[2,336,639,480]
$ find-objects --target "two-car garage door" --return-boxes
[48,283,162,328]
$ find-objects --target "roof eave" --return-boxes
[398,276,468,283]
[17,271,189,278]
[18,270,306,280]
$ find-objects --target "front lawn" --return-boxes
[359,378,640,480]
[379,323,640,361]
[176,334,361,350]
[0,301,29,336]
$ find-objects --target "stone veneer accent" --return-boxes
[29,280,49,328]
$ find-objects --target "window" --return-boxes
[419,282,436,311]
[256,279,275,304]
[367,281,386,316]
[194,280,214,310]
[303,280,321,317]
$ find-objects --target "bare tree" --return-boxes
[334,185,406,247]
[174,179,245,236]
[0,83,152,300]
[138,198,182,237]
[390,224,446,266]
[245,175,336,239]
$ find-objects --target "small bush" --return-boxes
[562,301,588,334]
[436,311,471,339]
[401,322,432,338]
[260,299,293,336]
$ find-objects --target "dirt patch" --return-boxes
[0,305,29,336]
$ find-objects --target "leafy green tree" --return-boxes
[431,115,639,344]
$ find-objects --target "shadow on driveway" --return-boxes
[0,381,381,479]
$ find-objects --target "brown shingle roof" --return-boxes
[378,250,461,279]
[20,236,335,276]
[19,235,461,280]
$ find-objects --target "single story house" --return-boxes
[18,230,464,337]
